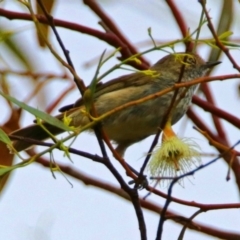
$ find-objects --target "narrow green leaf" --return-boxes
[0,28,34,70]
[221,41,240,48]
[84,50,107,112]
[0,92,72,132]
[218,31,233,40]
[0,165,17,176]
[0,160,32,176]
[0,128,11,145]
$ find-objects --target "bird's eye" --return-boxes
[185,57,196,65]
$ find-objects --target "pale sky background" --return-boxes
[0,1,240,240]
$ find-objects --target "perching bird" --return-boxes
[10,52,220,156]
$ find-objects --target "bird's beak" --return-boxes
[204,61,221,69]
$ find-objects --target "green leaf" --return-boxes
[0,164,21,176]
[204,41,219,49]
[0,165,13,176]
[221,41,240,48]
[0,28,34,70]
[0,92,72,132]
[84,50,107,112]
[218,31,233,40]
[36,0,55,47]
[0,159,32,176]
[0,128,11,145]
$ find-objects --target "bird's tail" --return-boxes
[10,122,65,152]
[10,107,89,152]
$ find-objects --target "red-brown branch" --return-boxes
[201,83,226,139]
[165,0,193,51]
[192,95,240,129]
[35,155,240,240]
[0,8,148,70]
[200,0,240,72]
[187,108,240,191]
[83,0,149,67]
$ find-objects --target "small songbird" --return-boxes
[10,52,220,155]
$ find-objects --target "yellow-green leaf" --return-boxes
[0,28,34,70]
[0,128,11,145]
[0,164,19,176]
[218,31,233,40]
[0,92,72,132]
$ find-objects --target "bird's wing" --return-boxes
[94,71,151,95]
[65,71,151,109]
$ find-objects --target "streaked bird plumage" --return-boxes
[10,53,221,155]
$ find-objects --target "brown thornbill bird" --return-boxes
[10,53,221,156]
